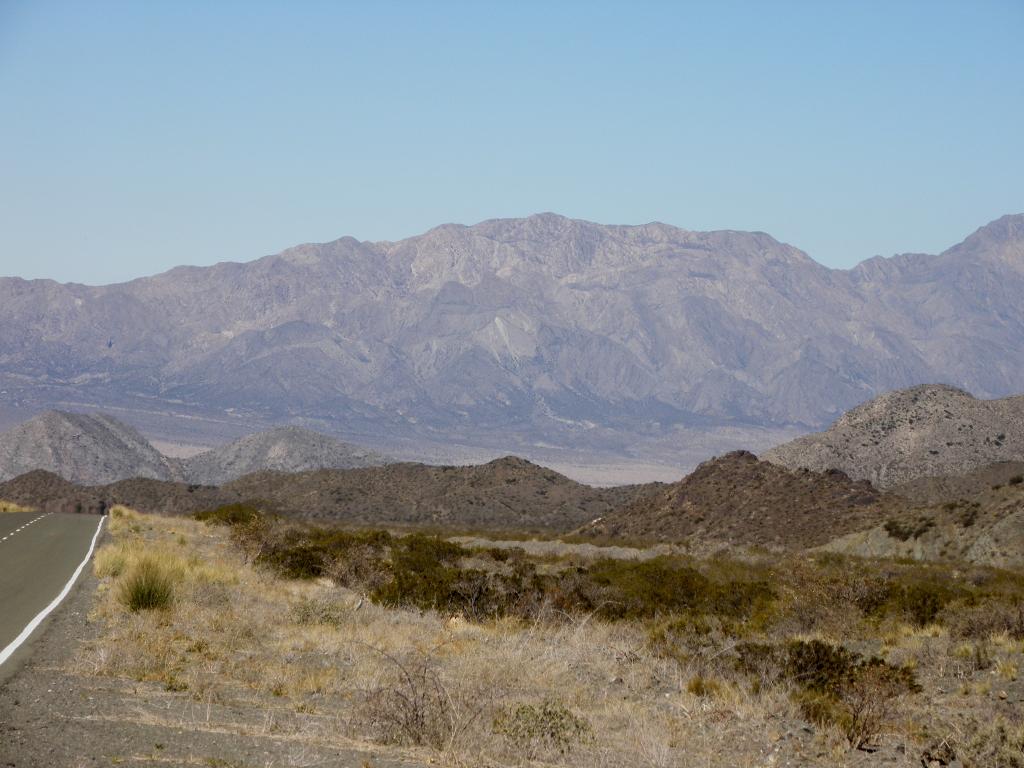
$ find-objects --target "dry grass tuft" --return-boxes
[118,556,178,611]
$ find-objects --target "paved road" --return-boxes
[0,512,105,680]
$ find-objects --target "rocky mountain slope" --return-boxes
[892,460,1024,506]
[2,213,1022,459]
[0,469,238,516]
[221,456,654,531]
[181,426,385,485]
[821,479,1024,569]
[578,450,906,549]
[0,457,658,532]
[0,411,385,486]
[764,385,1024,489]
[0,411,179,484]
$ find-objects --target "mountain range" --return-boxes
[2,213,1023,465]
[2,386,1022,566]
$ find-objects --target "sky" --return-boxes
[1,1,1022,284]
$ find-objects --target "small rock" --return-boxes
[999,690,1008,700]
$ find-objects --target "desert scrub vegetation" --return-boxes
[72,508,1024,767]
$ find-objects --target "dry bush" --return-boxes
[947,599,1024,641]
[840,662,914,749]
[492,699,591,759]
[76,509,1024,767]
[362,647,486,751]
[291,595,348,627]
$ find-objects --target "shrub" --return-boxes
[884,516,935,542]
[947,600,1024,640]
[194,503,263,526]
[1009,475,1024,486]
[959,504,980,527]
[118,557,176,612]
[900,583,951,626]
[291,596,348,627]
[856,576,959,627]
[364,651,457,749]
[258,528,392,580]
[493,700,591,758]
[734,640,918,749]
[372,535,470,611]
[585,557,774,622]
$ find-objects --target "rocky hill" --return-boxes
[764,385,1024,489]
[0,469,239,515]
[181,426,386,485]
[0,456,657,532]
[2,213,1023,463]
[0,411,179,484]
[223,456,653,531]
[578,450,907,549]
[0,410,386,486]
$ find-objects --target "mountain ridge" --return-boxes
[2,212,1023,461]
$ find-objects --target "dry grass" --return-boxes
[0,499,35,513]
[77,509,1024,767]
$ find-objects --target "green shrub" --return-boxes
[118,557,175,612]
[855,575,959,627]
[586,558,710,619]
[584,557,775,622]
[371,535,469,609]
[258,528,392,580]
[884,516,935,542]
[194,503,262,526]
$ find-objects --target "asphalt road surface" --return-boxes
[0,511,105,680]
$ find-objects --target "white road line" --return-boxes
[0,513,50,543]
[0,515,106,668]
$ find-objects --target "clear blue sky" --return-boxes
[1,1,1022,284]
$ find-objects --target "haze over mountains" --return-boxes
[1,213,1022,466]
